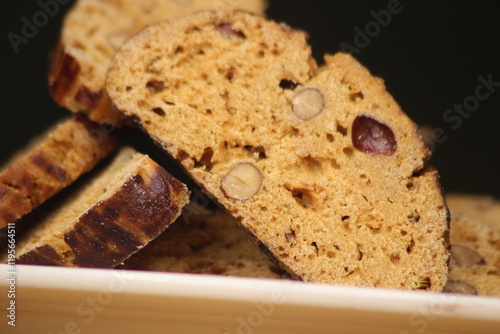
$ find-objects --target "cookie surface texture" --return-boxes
[107,11,449,290]
[0,114,119,228]
[13,147,190,268]
[445,214,500,297]
[49,0,267,125]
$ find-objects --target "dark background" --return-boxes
[1,0,499,197]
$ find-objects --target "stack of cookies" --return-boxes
[1,0,497,297]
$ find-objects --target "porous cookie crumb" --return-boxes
[49,0,267,125]
[446,193,500,230]
[124,203,284,279]
[445,214,500,297]
[107,11,449,290]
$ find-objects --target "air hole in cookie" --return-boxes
[356,246,363,261]
[406,238,415,254]
[164,100,175,106]
[343,147,354,157]
[138,100,149,108]
[349,91,364,102]
[272,48,282,56]
[193,147,214,170]
[205,109,212,115]
[326,133,334,142]
[279,79,298,90]
[175,46,184,54]
[285,186,314,209]
[407,211,420,223]
[326,251,335,258]
[336,124,348,136]
[225,69,235,82]
[146,80,165,94]
[151,107,166,117]
[126,86,132,92]
[289,127,300,136]
[406,181,414,190]
[368,226,381,234]
[244,145,267,160]
[177,150,190,161]
[390,253,400,264]
[302,156,323,175]
[331,159,341,169]
[311,242,319,255]
[400,230,407,236]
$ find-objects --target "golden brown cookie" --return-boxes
[124,203,284,279]
[444,214,500,297]
[106,11,449,290]
[446,193,500,231]
[49,0,267,125]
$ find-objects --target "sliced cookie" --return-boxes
[49,0,267,125]
[446,193,500,231]
[444,214,500,297]
[12,147,190,268]
[0,114,119,228]
[106,11,449,290]
[124,203,284,279]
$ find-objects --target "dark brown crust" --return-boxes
[0,114,120,228]
[75,85,103,110]
[49,43,81,106]
[16,245,65,266]
[48,44,124,126]
[17,163,190,268]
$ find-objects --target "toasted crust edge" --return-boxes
[17,157,190,268]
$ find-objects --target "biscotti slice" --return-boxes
[444,214,500,297]
[49,0,267,125]
[106,11,449,290]
[124,203,284,279]
[0,113,119,228]
[14,147,190,267]
[446,193,500,231]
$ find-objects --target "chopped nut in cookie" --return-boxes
[450,244,486,268]
[221,162,262,201]
[217,23,245,38]
[352,115,397,155]
[291,88,324,120]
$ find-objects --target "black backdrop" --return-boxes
[1,0,500,197]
